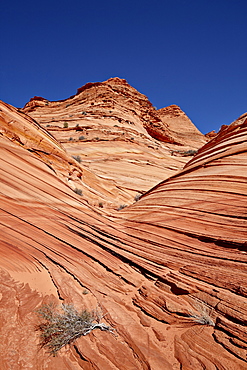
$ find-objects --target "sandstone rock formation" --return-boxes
[23,78,206,208]
[156,104,206,146]
[0,80,246,369]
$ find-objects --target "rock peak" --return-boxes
[76,77,131,96]
[106,76,129,85]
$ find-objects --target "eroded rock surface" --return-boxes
[0,82,246,369]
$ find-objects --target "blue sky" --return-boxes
[1,0,246,133]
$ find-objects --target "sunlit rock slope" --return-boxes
[0,83,246,369]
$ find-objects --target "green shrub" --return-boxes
[36,303,113,356]
[79,136,85,141]
[63,122,69,128]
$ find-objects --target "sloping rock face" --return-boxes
[0,100,129,208]
[157,105,206,146]
[23,78,206,208]
[118,116,247,368]
[0,86,246,369]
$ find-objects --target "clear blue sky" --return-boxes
[1,0,246,133]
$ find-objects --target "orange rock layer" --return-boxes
[0,80,246,369]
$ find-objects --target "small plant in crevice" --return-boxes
[117,204,127,211]
[72,155,82,163]
[73,188,83,196]
[134,193,142,202]
[171,149,198,157]
[63,122,69,128]
[179,149,198,157]
[79,136,85,141]
[36,303,113,356]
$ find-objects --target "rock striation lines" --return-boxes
[0,81,246,369]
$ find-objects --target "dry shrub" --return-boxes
[36,303,113,356]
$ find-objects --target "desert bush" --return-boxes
[63,122,69,128]
[79,136,85,140]
[188,311,214,326]
[188,299,214,326]
[36,303,113,356]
